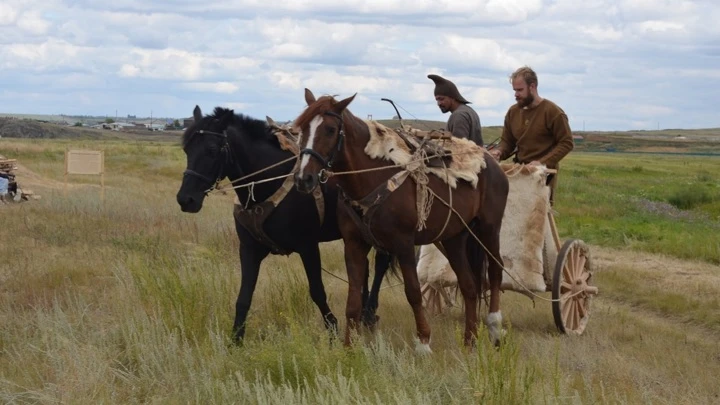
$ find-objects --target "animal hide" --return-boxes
[266,117,301,155]
[416,164,552,296]
[364,121,486,188]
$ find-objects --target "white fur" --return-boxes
[486,311,505,345]
[417,244,456,287]
[363,121,486,188]
[415,165,553,301]
[414,337,433,355]
[298,115,324,174]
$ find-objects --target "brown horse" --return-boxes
[292,89,509,351]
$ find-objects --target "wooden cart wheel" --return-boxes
[552,239,597,335]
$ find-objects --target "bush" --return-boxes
[667,188,715,209]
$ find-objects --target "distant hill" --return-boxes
[0,117,104,139]
[2,114,719,154]
[0,117,180,141]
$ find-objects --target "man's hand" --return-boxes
[488,149,501,161]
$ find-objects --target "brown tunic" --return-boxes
[497,99,573,169]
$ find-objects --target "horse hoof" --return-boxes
[414,337,433,355]
[361,314,380,330]
[486,311,505,346]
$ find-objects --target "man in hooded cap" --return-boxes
[428,74,483,146]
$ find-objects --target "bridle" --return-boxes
[299,111,345,170]
[182,129,233,194]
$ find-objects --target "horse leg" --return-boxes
[343,238,372,346]
[360,259,371,326]
[480,225,505,346]
[233,241,271,344]
[441,232,480,347]
[298,245,338,336]
[395,243,432,354]
[362,250,392,330]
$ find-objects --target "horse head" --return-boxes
[176,105,235,213]
[293,88,356,194]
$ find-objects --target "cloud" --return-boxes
[0,0,717,130]
[181,81,240,94]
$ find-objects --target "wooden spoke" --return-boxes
[552,239,595,335]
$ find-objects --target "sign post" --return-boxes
[64,149,105,202]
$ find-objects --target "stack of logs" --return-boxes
[0,158,39,202]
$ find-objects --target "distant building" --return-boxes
[183,118,194,128]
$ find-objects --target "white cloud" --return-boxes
[580,25,624,42]
[181,82,240,94]
[16,11,51,35]
[0,4,19,25]
[0,0,717,130]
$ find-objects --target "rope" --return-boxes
[205,144,581,303]
[423,187,585,303]
[208,155,299,194]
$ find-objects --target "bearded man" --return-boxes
[489,66,574,205]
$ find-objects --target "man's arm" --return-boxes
[495,112,515,160]
[539,112,574,167]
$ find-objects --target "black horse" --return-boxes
[176,106,393,343]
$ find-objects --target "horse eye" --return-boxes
[325,126,337,136]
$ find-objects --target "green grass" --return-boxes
[2,137,720,404]
[554,153,720,263]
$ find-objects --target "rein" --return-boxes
[299,111,345,169]
[183,129,232,194]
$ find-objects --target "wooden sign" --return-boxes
[64,149,105,201]
[66,150,103,175]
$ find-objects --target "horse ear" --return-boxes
[266,116,277,127]
[333,93,356,113]
[193,105,202,122]
[304,88,316,106]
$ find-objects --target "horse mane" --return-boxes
[182,107,271,147]
[294,95,343,131]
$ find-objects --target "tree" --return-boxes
[173,119,181,128]
[105,118,115,124]
[74,122,83,127]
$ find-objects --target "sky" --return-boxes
[0,0,718,131]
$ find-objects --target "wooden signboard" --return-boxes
[64,149,105,201]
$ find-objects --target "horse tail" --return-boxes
[375,248,401,281]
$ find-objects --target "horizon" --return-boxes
[2,111,717,133]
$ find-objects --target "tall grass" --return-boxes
[2,138,720,403]
[557,153,720,263]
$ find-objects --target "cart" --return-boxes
[418,163,598,335]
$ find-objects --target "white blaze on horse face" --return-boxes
[298,115,324,174]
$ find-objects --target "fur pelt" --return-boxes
[417,164,552,295]
[364,121,486,188]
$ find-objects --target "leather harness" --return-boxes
[186,127,326,256]
[233,175,325,256]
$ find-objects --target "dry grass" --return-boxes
[1,138,719,404]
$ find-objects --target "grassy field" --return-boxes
[1,136,719,404]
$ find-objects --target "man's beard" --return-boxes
[517,94,534,108]
[439,106,449,113]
